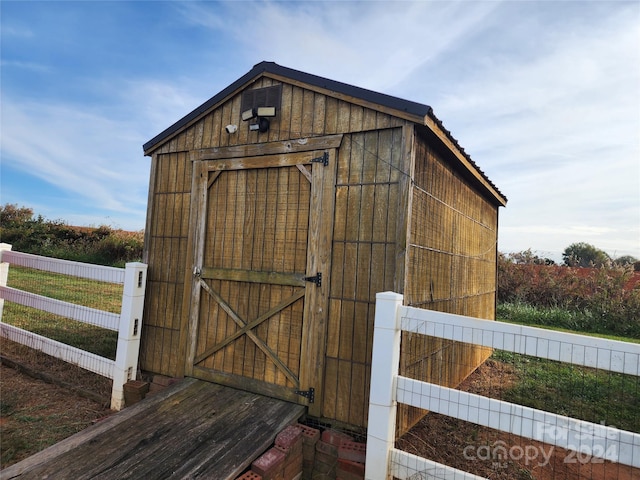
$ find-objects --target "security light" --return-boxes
[241,108,256,121]
[256,106,276,117]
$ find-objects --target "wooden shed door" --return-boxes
[186,147,337,413]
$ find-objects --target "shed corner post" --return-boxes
[365,291,403,480]
[111,262,148,411]
[0,243,12,320]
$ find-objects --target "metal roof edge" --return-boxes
[142,65,263,153]
[424,109,508,206]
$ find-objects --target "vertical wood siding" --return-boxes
[397,134,498,433]
[142,79,403,378]
[141,152,192,376]
[142,76,501,433]
[153,78,405,155]
[323,128,405,428]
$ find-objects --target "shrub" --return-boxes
[0,204,143,267]
[498,252,640,338]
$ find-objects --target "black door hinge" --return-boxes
[311,152,329,166]
[295,387,315,403]
[303,272,322,287]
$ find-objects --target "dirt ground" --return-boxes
[0,340,114,468]
[1,342,639,479]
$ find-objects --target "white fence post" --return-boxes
[366,291,403,480]
[0,243,12,320]
[110,262,147,411]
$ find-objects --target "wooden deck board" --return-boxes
[1,378,305,480]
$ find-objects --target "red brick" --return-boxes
[251,448,286,480]
[297,423,320,446]
[147,382,165,395]
[283,452,303,480]
[311,472,334,479]
[236,472,262,480]
[313,442,337,475]
[337,473,365,480]
[302,465,313,480]
[337,458,365,479]
[275,440,302,461]
[321,428,353,447]
[303,440,316,457]
[152,374,179,387]
[315,439,338,457]
[338,440,366,464]
[276,425,302,450]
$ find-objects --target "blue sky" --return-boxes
[1,1,639,262]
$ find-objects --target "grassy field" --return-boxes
[491,350,639,433]
[495,304,639,434]
[2,265,120,359]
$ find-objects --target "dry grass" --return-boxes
[0,341,114,468]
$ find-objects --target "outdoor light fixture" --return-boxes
[241,108,256,121]
[256,106,276,118]
[242,106,277,133]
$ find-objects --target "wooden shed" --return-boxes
[140,61,507,432]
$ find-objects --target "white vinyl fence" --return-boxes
[366,291,640,480]
[0,243,147,410]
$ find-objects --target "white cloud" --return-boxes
[2,0,637,257]
[1,100,149,215]
[177,1,502,91]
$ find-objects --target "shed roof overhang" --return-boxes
[143,61,506,206]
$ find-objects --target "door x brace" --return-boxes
[194,279,304,387]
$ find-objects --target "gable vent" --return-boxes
[241,85,283,113]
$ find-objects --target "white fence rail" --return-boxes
[366,291,640,480]
[0,243,147,411]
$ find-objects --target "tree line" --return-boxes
[504,244,638,269]
[0,204,143,267]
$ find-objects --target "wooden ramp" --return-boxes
[1,378,306,480]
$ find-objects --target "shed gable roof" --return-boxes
[143,61,432,153]
[143,61,506,205]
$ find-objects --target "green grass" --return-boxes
[492,350,640,433]
[3,266,120,359]
[7,265,122,313]
[497,301,640,341]
[494,302,640,433]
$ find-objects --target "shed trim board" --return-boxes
[192,133,344,161]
